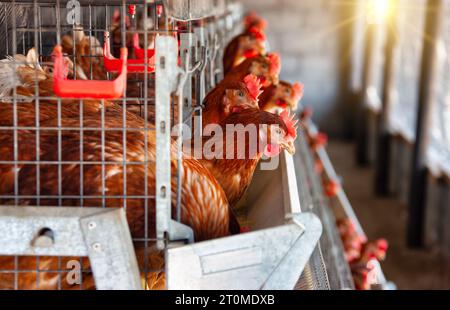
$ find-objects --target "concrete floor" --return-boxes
[327,141,450,290]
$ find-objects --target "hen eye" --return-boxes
[237,90,244,97]
[262,63,268,69]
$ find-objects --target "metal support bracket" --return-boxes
[165,0,227,21]
[208,33,220,89]
[193,26,209,137]
[0,206,142,290]
[179,32,197,127]
[215,17,226,81]
[167,212,322,290]
[155,36,194,249]
[194,26,209,101]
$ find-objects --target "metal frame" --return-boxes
[0,206,142,290]
[0,0,324,291]
[374,0,400,196]
[165,0,228,21]
[165,151,323,290]
[407,0,445,247]
[155,35,194,249]
[304,119,395,290]
[307,121,366,240]
[294,129,353,290]
[167,213,322,290]
[180,32,197,127]
[0,0,186,290]
[194,26,207,102]
[355,3,379,166]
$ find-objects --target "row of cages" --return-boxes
[0,0,242,290]
[0,0,325,290]
[351,0,450,176]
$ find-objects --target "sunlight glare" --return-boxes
[367,0,391,24]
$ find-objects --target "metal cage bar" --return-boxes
[0,0,243,290]
[0,206,141,289]
[407,0,445,247]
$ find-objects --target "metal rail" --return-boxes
[0,206,142,290]
[304,119,396,289]
[407,0,445,248]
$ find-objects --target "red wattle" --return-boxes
[232,107,242,113]
[243,49,259,59]
[275,99,288,109]
[258,76,266,85]
[264,143,281,157]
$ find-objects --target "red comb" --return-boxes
[157,4,163,17]
[314,158,324,174]
[128,5,136,16]
[377,239,389,251]
[244,13,256,28]
[325,180,340,198]
[267,53,281,76]
[244,13,267,30]
[313,132,328,149]
[249,27,266,42]
[292,82,304,101]
[280,110,298,141]
[244,74,263,101]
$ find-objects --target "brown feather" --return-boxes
[223,32,265,75]
[0,98,231,289]
[197,108,288,207]
[259,81,300,113]
[202,79,258,129]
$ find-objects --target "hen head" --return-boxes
[249,53,280,88]
[218,108,298,159]
[235,28,266,67]
[244,12,268,31]
[261,80,304,114]
[221,74,262,116]
[261,109,298,156]
[362,239,389,262]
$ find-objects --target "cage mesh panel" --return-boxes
[292,128,330,290]
[294,127,354,290]
[0,0,328,291]
[0,1,172,290]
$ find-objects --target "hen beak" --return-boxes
[272,76,279,86]
[290,100,298,112]
[282,140,296,155]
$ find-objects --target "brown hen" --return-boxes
[0,60,231,289]
[223,27,267,75]
[202,74,262,129]
[259,80,304,114]
[223,54,280,89]
[196,108,297,209]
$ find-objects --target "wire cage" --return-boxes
[0,0,243,290]
[0,0,324,291]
